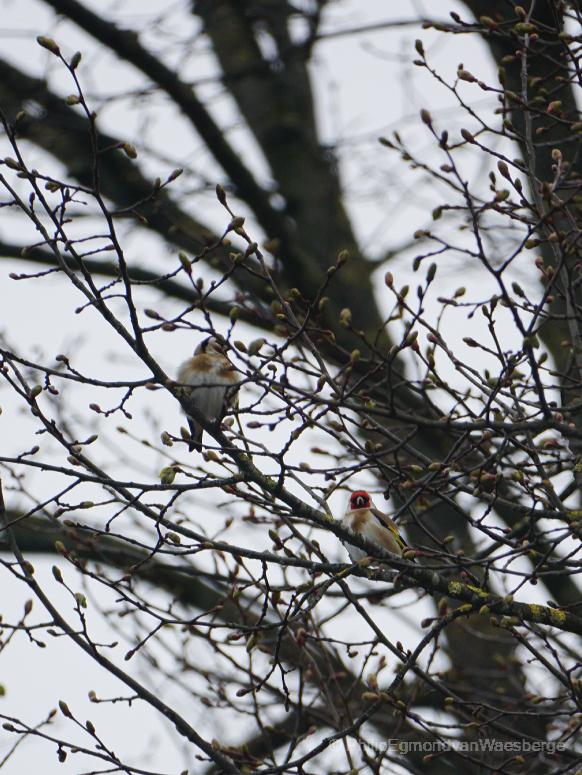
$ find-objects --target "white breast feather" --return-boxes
[340,513,367,563]
[178,363,229,420]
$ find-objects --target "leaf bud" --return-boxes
[248,337,266,356]
[178,252,192,274]
[479,16,497,29]
[457,68,476,83]
[228,216,245,231]
[339,308,352,327]
[37,36,60,55]
[52,566,63,583]
[59,700,72,718]
[497,160,511,179]
[159,467,176,485]
[121,143,137,159]
[215,184,227,204]
[337,249,349,265]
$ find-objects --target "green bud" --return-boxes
[37,36,60,55]
[161,431,173,446]
[178,252,192,274]
[248,337,266,356]
[339,308,352,327]
[514,22,537,34]
[228,216,245,231]
[512,281,525,297]
[4,157,21,171]
[497,160,510,179]
[59,700,72,718]
[215,184,227,204]
[159,467,176,485]
[121,143,137,159]
[52,566,63,583]
[457,69,476,82]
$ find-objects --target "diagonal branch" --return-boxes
[40,0,286,241]
[0,492,243,773]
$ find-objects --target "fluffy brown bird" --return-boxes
[341,490,410,562]
[177,337,240,452]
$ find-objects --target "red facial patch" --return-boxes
[350,491,370,509]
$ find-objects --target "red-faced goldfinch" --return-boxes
[341,490,411,562]
[177,337,240,452]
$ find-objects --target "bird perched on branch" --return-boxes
[177,336,240,452]
[341,490,412,562]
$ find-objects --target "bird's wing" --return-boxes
[366,520,403,557]
[225,382,240,412]
[178,357,237,419]
[369,508,408,552]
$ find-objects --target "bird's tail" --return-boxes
[187,419,203,452]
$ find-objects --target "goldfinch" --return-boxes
[341,490,411,562]
[177,337,240,452]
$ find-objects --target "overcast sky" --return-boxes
[0,2,557,772]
